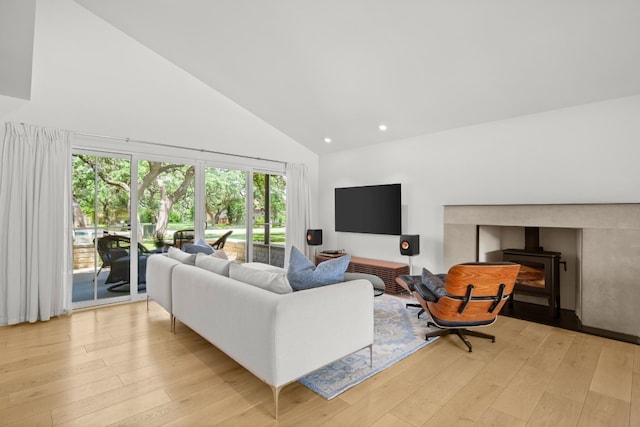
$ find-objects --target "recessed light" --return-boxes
[324,137,332,143]
[378,124,387,131]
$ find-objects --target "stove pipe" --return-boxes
[524,227,543,252]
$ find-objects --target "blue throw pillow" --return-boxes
[183,239,215,255]
[287,246,351,291]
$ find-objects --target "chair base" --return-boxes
[426,324,495,352]
[406,302,424,318]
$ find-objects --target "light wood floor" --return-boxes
[0,301,638,426]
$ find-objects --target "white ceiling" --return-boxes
[0,0,35,100]
[73,0,640,154]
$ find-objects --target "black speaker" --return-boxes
[306,229,323,246]
[400,234,420,256]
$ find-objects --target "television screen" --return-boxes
[335,184,401,235]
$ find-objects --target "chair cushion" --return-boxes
[229,263,292,294]
[109,247,129,261]
[287,246,351,291]
[421,268,447,299]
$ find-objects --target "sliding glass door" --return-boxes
[252,172,286,266]
[202,167,286,266]
[203,167,247,260]
[72,152,134,306]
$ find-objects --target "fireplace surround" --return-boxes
[443,204,640,341]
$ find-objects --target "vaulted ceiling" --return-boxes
[12,1,640,154]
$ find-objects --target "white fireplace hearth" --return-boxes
[443,204,640,340]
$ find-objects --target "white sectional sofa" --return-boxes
[146,253,374,418]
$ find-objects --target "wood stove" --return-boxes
[502,227,562,317]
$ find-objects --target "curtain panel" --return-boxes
[0,122,72,325]
[284,163,312,266]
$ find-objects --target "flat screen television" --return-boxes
[335,183,401,235]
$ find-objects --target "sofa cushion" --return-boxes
[183,239,215,255]
[229,263,292,294]
[195,252,232,276]
[167,246,196,265]
[287,246,351,291]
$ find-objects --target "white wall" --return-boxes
[0,0,318,193]
[319,95,640,272]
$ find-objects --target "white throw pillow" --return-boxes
[195,252,232,276]
[211,249,229,259]
[229,263,292,294]
[167,246,196,265]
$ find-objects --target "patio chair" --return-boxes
[211,230,233,250]
[96,235,150,292]
[173,229,195,249]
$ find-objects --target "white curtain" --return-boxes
[284,163,312,266]
[0,122,72,325]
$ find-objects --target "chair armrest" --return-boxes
[396,275,421,292]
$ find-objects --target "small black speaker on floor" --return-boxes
[400,234,420,256]
[306,229,323,246]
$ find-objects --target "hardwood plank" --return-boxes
[1,357,108,399]
[56,389,172,427]
[526,391,583,426]
[50,380,167,424]
[278,395,350,427]
[370,413,414,427]
[4,409,53,427]
[577,390,630,427]
[545,334,603,402]
[0,376,122,426]
[475,407,526,427]
[631,373,640,427]
[423,376,503,426]
[319,374,421,426]
[589,340,634,403]
[106,382,245,426]
[490,364,553,422]
[389,355,485,425]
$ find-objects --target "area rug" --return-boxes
[298,293,437,399]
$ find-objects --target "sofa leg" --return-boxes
[368,344,373,368]
[271,385,282,420]
[171,315,176,333]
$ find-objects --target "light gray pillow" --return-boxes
[167,246,196,265]
[229,263,292,294]
[195,253,232,276]
[344,272,385,292]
